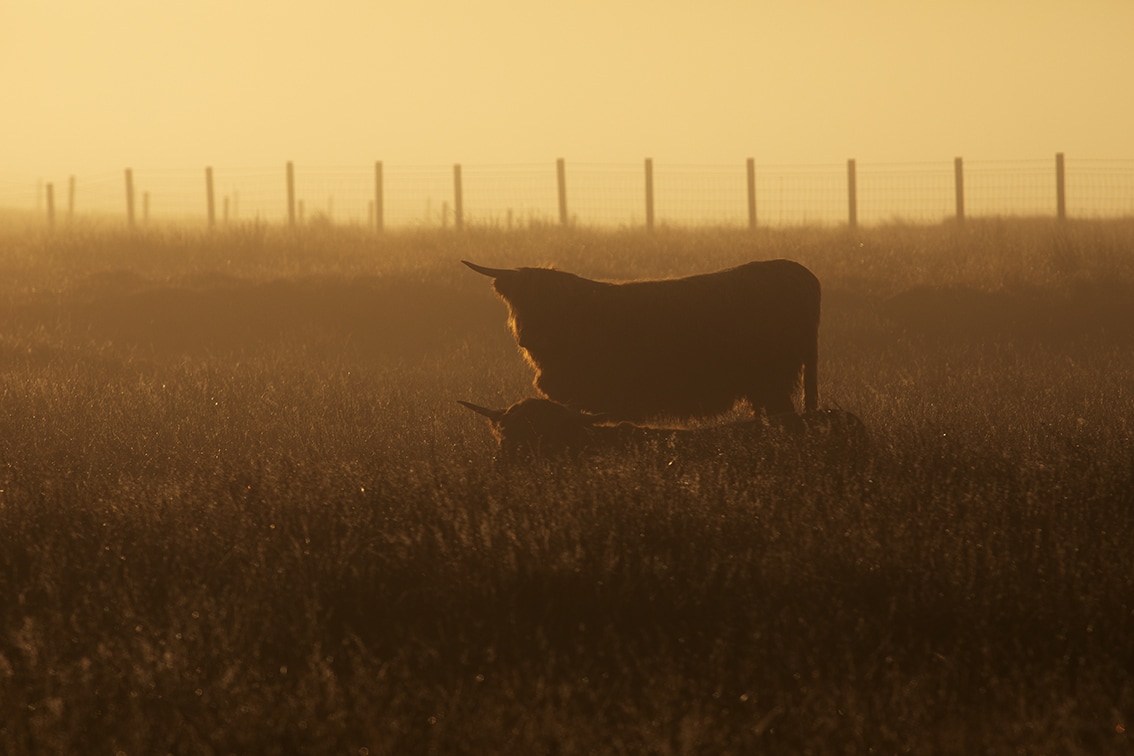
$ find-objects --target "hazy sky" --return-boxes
[4,0,1132,185]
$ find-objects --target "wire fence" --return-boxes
[3,156,1133,230]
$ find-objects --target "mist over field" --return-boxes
[5,0,1134,749]
[1,219,1132,752]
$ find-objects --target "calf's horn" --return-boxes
[457,400,505,421]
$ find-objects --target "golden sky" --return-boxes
[3,0,1132,185]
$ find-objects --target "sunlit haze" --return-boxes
[4,0,1133,186]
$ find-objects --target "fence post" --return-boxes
[556,158,568,226]
[644,158,655,230]
[1055,152,1066,220]
[846,159,857,228]
[374,160,384,232]
[286,161,296,226]
[557,158,568,227]
[68,176,75,220]
[46,183,55,229]
[125,168,135,228]
[746,158,757,230]
[205,166,216,228]
[453,163,464,230]
[954,157,965,223]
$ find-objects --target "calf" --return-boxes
[459,397,866,463]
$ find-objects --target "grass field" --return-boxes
[1,219,1133,753]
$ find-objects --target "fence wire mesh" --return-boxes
[4,157,1132,229]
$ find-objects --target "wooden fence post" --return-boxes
[374,160,384,232]
[206,166,216,228]
[954,157,965,223]
[557,158,568,226]
[67,176,75,220]
[746,158,757,230]
[286,161,296,226]
[1055,152,1066,220]
[453,163,464,230]
[46,183,55,229]
[125,168,135,228]
[644,158,655,230]
[846,159,857,228]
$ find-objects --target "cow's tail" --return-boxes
[803,282,820,412]
[803,339,819,413]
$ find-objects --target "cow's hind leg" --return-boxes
[748,383,796,418]
[803,341,819,413]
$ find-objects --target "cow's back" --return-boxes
[526,259,820,420]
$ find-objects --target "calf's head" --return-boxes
[459,398,604,459]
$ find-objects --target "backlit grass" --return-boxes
[1,219,1132,753]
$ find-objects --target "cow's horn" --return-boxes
[457,400,505,421]
[462,260,511,278]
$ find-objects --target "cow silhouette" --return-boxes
[464,259,820,421]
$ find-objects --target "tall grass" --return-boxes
[1,220,1133,753]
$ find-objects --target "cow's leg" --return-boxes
[803,342,819,413]
[749,384,796,417]
[763,395,796,417]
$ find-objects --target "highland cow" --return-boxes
[459,397,866,463]
[463,259,820,421]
